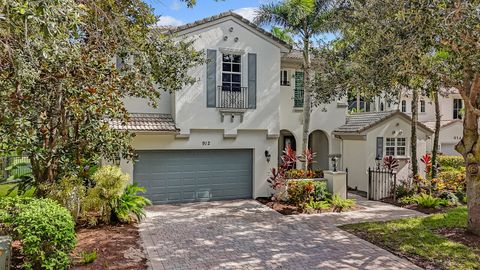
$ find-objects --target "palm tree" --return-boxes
[254,0,334,169]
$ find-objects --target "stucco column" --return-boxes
[324,171,347,199]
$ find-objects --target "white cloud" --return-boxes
[170,0,182,11]
[156,16,185,26]
[233,7,258,22]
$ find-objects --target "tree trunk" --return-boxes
[431,89,441,179]
[456,106,480,236]
[411,89,419,176]
[301,35,312,170]
[356,92,361,111]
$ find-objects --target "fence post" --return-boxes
[345,168,349,199]
[368,167,371,200]
[392,170,397,202]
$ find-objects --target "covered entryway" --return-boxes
[134,149,253,204]
[309,130,329,170]
[278,129,297,166]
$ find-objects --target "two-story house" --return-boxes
[117,12,348,204]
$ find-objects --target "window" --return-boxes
[222,54,241,91]
[294,71,304,107]
[386,138,406,156]
[280,70,290,86]
[380,102,384,111]
[453,98,463,119]
[420,100,426,113]
[401,100,407,112]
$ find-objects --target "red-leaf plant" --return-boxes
[383,156,399,171]
[421,153,432,175]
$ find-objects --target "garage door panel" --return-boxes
[134,149,253,204]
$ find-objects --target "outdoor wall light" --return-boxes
[223,36,228,41]
[234,37,239,42]
[331,157,339,172]
[229,27,234,32]
[265,150,271,163]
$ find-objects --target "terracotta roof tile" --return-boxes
[110,113,178,132]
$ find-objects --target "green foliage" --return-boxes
[0,197,76,270]
[438,156,465,171]
[329,194,355,212]
[305,197,330,210]
[47,175,86,221]
[438,191,459,206]
[399,196,416,205]
[342,207,478,270]
[80,250,97,264]
[312,180,330,201]
[0,0,203,195]
[114,184,151,223]
[83,166,128,224]
[414,193,448,208]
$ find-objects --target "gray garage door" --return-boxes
[134,149,253,204]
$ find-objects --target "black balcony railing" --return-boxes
[217,86,249,109]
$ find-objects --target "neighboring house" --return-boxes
[334,111,433,192]
[116,12,432,204]
[367,89,464,156]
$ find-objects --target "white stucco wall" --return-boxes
[342,139,367,191]
[279,63,347,170]
[174,18,282,137]
[438,122,463,156]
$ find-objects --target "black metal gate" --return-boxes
[368,167,397,201]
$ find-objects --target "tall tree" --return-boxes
[320,0,480,234]
[0,0,203,196]
[254,0,334,167]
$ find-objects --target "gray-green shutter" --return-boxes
[248,53,257,109]
[376,137,383,158]
[206,49,217,107]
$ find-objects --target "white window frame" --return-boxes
[280,70,290,86]
[453,98,463,119]
[401,100,407,112]
[385,137,407,157]
[420,100,426,113]
[221,53,242,91]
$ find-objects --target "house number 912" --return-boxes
[202,141,211,146]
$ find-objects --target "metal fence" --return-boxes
[368,167,397,201]
[0,156,31,180]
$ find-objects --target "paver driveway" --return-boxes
[140,198,422,270]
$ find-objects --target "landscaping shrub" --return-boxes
[394,179,415,199]
[312,181,331,201]
[83,165,129,224]
[287,180,315,207]
[436,169,466,193]
[414,193,448,208]
[48,175,86,221]
[285,169,324,179]
[329,194,355,212]
[438,191,459,205]
[438,155,464,170]
[0,197,76,270]
[114,184,152,223]
[305,197,330,211]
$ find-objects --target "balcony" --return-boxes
[217,86,249,109]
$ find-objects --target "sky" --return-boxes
[145,0,270,26]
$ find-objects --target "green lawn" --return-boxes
[0,183,34,197]
[341,207,480,270]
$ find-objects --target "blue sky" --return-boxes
[145,0,270,26]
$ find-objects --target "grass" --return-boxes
[0,183,34,197]
[341,207,480,270]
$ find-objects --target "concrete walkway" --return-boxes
[140,195,424,270]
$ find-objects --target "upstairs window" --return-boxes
[420,100,426,113]
[221,54,241,91]
[453,98,463,119]
[401,100,407,112]
[294,71,304,107]
[386,138,406,156]
[280,70,290,86]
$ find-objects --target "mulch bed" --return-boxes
[381,197,455,214]
[436,228,480,254]
[256,197,363,215]
[71,223,147,270]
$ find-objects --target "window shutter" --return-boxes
[248,53,257,109]
[206,49,217,108]
[376,137,384,158]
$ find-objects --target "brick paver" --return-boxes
[140,194,424,270]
